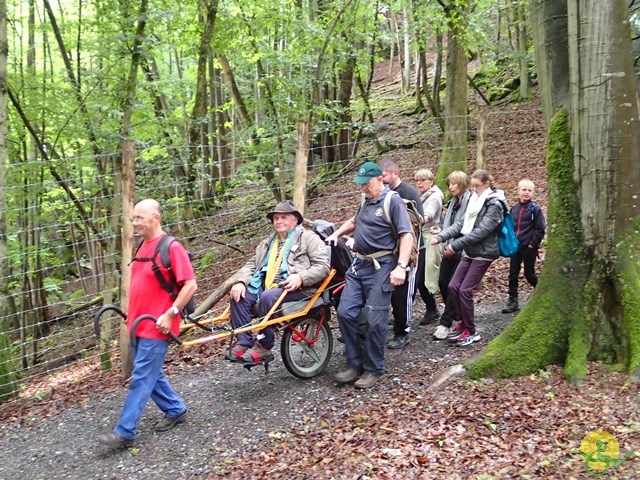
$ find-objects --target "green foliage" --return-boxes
[0,329,18,403]
[197,251,216,275]
[473,56,525,103]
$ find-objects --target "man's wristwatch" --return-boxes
[170,306,180,316]
[398,262,411,271]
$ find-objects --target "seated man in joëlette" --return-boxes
[226,200,331,363]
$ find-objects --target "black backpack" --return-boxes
[133,235,196,318]
[311,220,354,278]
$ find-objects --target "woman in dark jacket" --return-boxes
[431,170,505,347]
[429,171,471,339]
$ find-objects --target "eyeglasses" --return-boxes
[470,182,484,189]
[415,178,432,182]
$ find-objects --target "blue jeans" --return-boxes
[230,287,307,350]
[114,338,186,440]
[337,256,395,376]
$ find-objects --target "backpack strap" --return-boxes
[132,234,178,300]
[382,190,399,239]
[529,201,540,221]
[153,235,178,300]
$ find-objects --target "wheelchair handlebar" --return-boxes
[130,314,183,347]
[93,304,127,338]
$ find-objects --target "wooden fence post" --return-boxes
[120,139,135,378]
[293,121,309,215]
[476,105,487,170]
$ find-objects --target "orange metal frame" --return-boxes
[178,269,337,347]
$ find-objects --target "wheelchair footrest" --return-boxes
[241,356,273,374]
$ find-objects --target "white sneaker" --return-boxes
[433,325,450,340]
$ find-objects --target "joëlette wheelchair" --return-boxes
[94,239,349,379]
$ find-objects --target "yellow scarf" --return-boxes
[265,235,291,289]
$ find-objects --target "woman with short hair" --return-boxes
[429,171,472,339]
[413,168,444,326]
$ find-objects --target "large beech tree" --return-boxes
[467,0,640,383]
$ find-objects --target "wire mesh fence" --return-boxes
[0,105,547,406]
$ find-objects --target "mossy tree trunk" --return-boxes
[467,0,640,384]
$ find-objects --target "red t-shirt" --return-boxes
[127,235,195,340]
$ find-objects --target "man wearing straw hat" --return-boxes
[226,200,330,363]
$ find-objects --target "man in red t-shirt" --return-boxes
[98,199,196,448]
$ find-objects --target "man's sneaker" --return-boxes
[387,334,410,349]
[241,342,274,363]
[155,409,188,432]
[354,372,384,389]
[97,431,133,448]
[419,310,440,326]
[432,325,450,340]
[502,298,520,314]
[456,331,481,347]
[446,322,464,339]
[224,344,249,362]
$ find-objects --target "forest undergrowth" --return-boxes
[1,61,639,480]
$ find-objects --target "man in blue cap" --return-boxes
[325,162,413,389]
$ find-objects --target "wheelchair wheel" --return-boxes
[281,308,333,379]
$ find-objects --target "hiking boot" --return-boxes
[432,325,450,340]
[97,431,133,448]
[354,372,384,389]
[502,298,520,314]
[419,310,440,326]
[224,344,249,362]
[335,367,362,384]
[155,409,188,432]
[456,331,481,347]
[387,334,410,349]
[446,322,464,339]
[241,342,274,363]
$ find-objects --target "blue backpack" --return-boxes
[497,201,519,257]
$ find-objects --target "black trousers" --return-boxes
[508,246,539,299]
[415,248,437,312]
[437,255,461,328]
[390,269,417,336]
